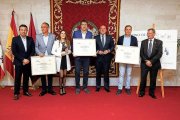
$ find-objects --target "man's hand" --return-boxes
[98,50,104,55]
[61,52,66,56]
[65,48,68,53]
[39,53,44,57]
[145,60,152,67]
[23,59,29,65]
[103,50,110,55]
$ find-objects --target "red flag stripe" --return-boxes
[0,66,5,80]
[10,11,18,36]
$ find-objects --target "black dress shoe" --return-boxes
[48,90,56,95]
[39,91,47,96]
[13,94,19,100]
[125,89,131,95]
[75,88,80,94]
[23,92,32,97]
[96,88,100,92]
[138,94,145,97]
[83,88,90,94]
[116,89,122,95]
[149,94,157,99]
[105,88,110,92]
[62,87,66,95]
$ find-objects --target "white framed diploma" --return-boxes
[115,45,140,65]
[31,55,57,75]
[73,39,96,56]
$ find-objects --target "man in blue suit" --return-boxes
[116,25,138,95]
[73,20,93,94]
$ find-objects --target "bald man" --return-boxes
[94,25,115,92]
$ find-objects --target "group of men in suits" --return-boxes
[11,20,162,100]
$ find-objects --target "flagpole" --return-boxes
[12,0,14,12]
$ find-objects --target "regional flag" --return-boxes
[28,12,39,85]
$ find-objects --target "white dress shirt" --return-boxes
[20,36,27,52]
[43,35,49,55]
[82,32,87,39]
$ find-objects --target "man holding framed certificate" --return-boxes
[72,20,93,94]
[116,25,138,95]
[35,22,56,96]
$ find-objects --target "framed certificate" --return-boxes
[115,45,140,65]
[31,55,57,75]
[73,39,96,56]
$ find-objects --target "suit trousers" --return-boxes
[14,64,31,95]
[75,57,89,89]
[96,56,111,89]
[139,65,158,95]
[40,75,53,92]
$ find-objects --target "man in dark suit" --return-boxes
[73,20,93,94]
[95,25,114,92]
[116,25,138,95]
[12,24,35,100]
[139,28,163,99]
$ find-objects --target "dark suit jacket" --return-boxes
[95,34,115,62]
[12,35,35,66]
[140,39,163,69]
[117,35,138,46]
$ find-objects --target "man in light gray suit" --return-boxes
[35,22,56,96]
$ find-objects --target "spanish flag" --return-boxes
[4,11,18,78]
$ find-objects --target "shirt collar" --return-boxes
[100,34,106,36]
[81,30,87,34]
[149,38,155,41]
[42,33,49,37]
[20,35,26,40]
[124,35,131,38]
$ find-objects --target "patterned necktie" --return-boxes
[147,40,152,57]
[102,35,105,47]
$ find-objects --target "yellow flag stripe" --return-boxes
[5,27,14,60]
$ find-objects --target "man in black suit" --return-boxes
[95,25,115,92]
[139,28,163,99]
[12,24,35,100]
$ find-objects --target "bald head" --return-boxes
[99,25,107,35]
